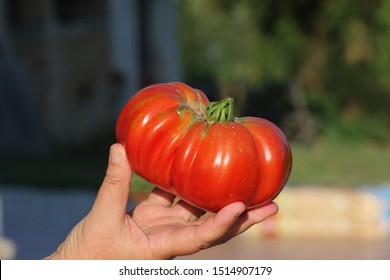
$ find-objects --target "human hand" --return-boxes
[45,143,278,260]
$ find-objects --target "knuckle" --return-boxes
[103,172,123,186]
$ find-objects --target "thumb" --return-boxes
[90,143,132,223]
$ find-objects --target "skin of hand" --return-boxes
[45,143,279,260]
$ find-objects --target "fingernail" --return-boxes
[109,145,122,164]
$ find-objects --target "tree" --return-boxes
[179,0,390,142]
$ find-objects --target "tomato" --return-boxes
[116,82,292,212]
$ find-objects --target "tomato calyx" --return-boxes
[179,95,235,124]
[206,97,235,122]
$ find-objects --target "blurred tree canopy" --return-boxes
[179,0,390,143]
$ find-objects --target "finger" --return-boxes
[146,187,176,207]
[246,202,279,223]
[90,143,132,223]
[197,202,247,240]
[168,202,246,257]
[229,202,279,236]
[173,200,206,222]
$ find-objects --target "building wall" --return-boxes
[0,0,181,150]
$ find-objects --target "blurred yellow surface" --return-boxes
[179,185,390,260]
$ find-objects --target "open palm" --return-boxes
[46,144,278,260]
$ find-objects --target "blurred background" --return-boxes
[0,0,389,259]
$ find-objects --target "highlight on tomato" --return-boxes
[116,82,292,212]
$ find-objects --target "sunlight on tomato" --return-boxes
[116,82,292,212]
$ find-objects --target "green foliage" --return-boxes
[179,0,390,142]
[179,0,305,86]
[373,0,390,91]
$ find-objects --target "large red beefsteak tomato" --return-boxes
[116,82,292,212]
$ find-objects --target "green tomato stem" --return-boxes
[205,97,235,122]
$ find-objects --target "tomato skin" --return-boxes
[116,82,292,212]
[172,122,260,211]
[239,117,293,207]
